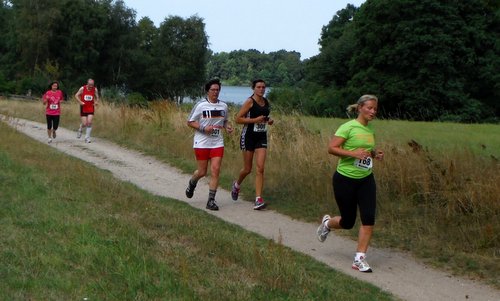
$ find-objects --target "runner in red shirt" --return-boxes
[74,78,100,143]
[42,81,64,143]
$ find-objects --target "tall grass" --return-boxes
[1,98,499,288]
[0,121,394,300]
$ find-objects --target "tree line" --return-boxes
[0,0,498,122]
[206,1,499,122]
[271,0,498,122]
[0,0,305,104]
[0,0,208,102]
[207,49,303,87]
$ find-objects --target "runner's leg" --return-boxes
[254,148,267,197]
[52,115,60,138]
[209,156,222,191]
[237,150,254,185]
[85,114,94,140]
[78,115,86,138]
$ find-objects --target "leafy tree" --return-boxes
[0,0,212,101]
[349,0,499,120]
[305,0,499,121]
[305,4,359,88]
[150,15,209,102]
[49,0,137,88]
[268,50,303,86]
[95,0,138,86]
[126,17,158,98]
[9,0,59,76]
[208,49,304,87]
[0,2,17,89]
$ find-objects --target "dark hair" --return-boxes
[48,81,59,90]
[251,79,266,89]
[204,79,221,92]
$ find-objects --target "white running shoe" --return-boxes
[77,129,82,139]
[48,138,52,144]
[316,215,331,242]
[85,137,91,143]
[352,256,373,273]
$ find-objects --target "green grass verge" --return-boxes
[0,122,395,300]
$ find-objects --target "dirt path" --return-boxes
[3,116,499,301]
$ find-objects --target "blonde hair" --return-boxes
[346,94,378,115]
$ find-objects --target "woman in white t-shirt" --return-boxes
[185,79,234,210]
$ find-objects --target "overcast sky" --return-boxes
[123,0,365,60]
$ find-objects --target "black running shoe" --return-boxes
[185,180,196,198]
[206,199,219,211]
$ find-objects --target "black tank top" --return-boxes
[245,96,270,134]
[247,96,269,118]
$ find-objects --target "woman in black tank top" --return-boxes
[231,79,274,210]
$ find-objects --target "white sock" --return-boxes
[85,126,92,138]
[355,252,366,261]
[234,182,240,188]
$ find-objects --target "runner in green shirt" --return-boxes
[316,94,384,273]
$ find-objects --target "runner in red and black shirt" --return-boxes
[74,78,100,143]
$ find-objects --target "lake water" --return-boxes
[184,86,269,105]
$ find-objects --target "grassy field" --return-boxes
[0,121,395,300]
[1,98,499,289]
[301,115,500,154]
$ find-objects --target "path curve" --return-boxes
[3,115,499,301]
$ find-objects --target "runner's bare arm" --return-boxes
[94,88,100,105]
[187,120,210,133]
[75,87,84,105]
[235,98,258,124]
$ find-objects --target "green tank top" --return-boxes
[334,119,376,179]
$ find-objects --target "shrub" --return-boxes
[127,92,149,108]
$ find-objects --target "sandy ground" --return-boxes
[3,115,499,301]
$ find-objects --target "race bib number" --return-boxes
[254,122,267,132]
[211,128,221,137]
[84,95,93,101]
[354,157,373,170]
[49,104,59,110]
